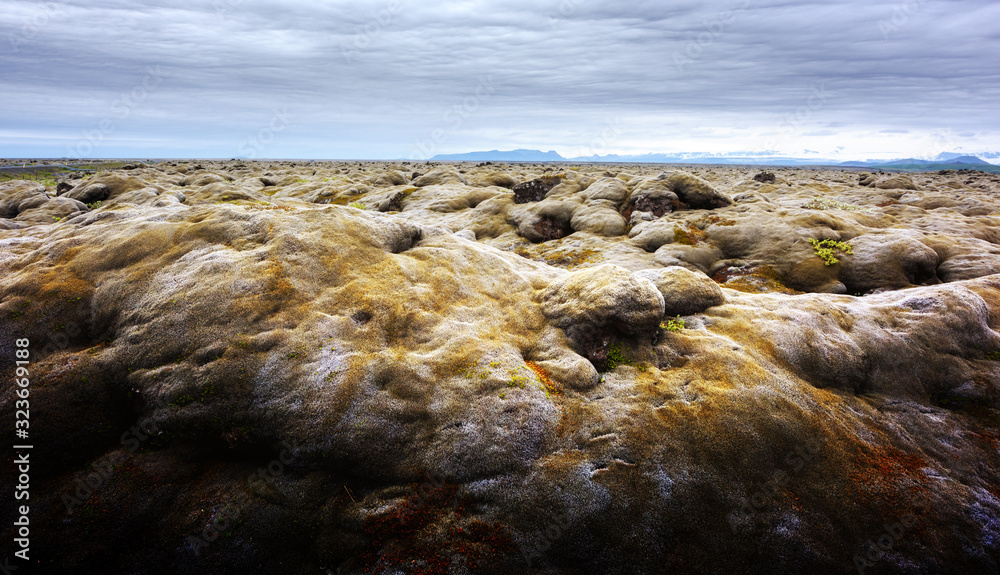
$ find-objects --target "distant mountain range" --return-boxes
[840,155,991,167]
[429,149,565,162]
[428,149,1000,172]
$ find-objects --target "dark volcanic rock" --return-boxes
[513,176,560,204]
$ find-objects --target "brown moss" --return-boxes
[243,203,296,212]
[711,265,801,295]
[357,478,516,574]
[674,223,707,246]
[511,241,601,270]
[697,214,737,227]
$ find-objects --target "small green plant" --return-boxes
[507,368,530,389]
[661,316,685,332]
[199,382,217,402]
[86,201,102,209]
[986,351,1000,361]
[809,238,853,266]
[606,343,628,370]
[52,216,63,222]
[169,394,196,408]
[348,201,367,209]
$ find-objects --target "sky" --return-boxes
[1,0,999,161]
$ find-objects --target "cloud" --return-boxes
[1,0,998,159]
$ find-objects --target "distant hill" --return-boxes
[934,151,1000,162]
[878,158,932,167]
[949,155,992,165]
[840,155,999,173]
[428,149,999,172]
[430,149,565,162]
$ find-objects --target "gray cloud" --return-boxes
[1,0,998,159]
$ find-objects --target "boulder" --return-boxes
[64,183,111,204]
[569,203,627,236]
[412,169,467,187]
[875,175,918,190]
[579,177,629,204]
[839,233,940,292]
[540,264,665,363]
[373,170,408,187]
[471,171,518,189]
[14,196,87,224]
[508,200,578,242]
[635,266,725,316]
[0,181,47,218]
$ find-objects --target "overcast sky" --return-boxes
[2,0,998,161]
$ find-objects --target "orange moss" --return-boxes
[526,361,563,396]
[848,444,932,534]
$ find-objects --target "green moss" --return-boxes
[809,238,853,266]
[606,343,628,370]
[348,201,367,209]
[661,316,685,332]
[986,351,1000,361]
